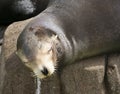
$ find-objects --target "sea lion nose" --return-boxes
[41,67,49,76]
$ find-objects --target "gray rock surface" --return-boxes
[0,19,38,94]
[41,73,61,94]
[61,56,106,94]
[106,54,120,94]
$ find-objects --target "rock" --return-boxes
[61,56,106,94]
[3,19,31,60]
[106,54,120,94]
[2,54,36,94]
[41,73,61,94]
[0,19,38,94]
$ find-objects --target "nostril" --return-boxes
[41,67,49,76]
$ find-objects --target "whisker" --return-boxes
[54,66,58,70]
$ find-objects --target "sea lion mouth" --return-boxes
[33,66,55,79]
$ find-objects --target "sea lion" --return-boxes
[0,0,49,25]
[17,0,120,79]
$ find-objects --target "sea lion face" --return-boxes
[16,28,58,79]
[32,41,57,79]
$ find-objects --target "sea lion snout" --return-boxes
[33,61,55,79]
[41,67,49,76]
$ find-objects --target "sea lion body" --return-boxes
[17,0,120,78]
[0,0,49,25]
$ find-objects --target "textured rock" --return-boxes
[61,56,106,94]
[106,54,120,94]
[2,53,36,94]
[0,19,38,94]
[3,19,32,60]
[41,73,61,94]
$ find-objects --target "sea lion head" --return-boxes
[16,26,59,79]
